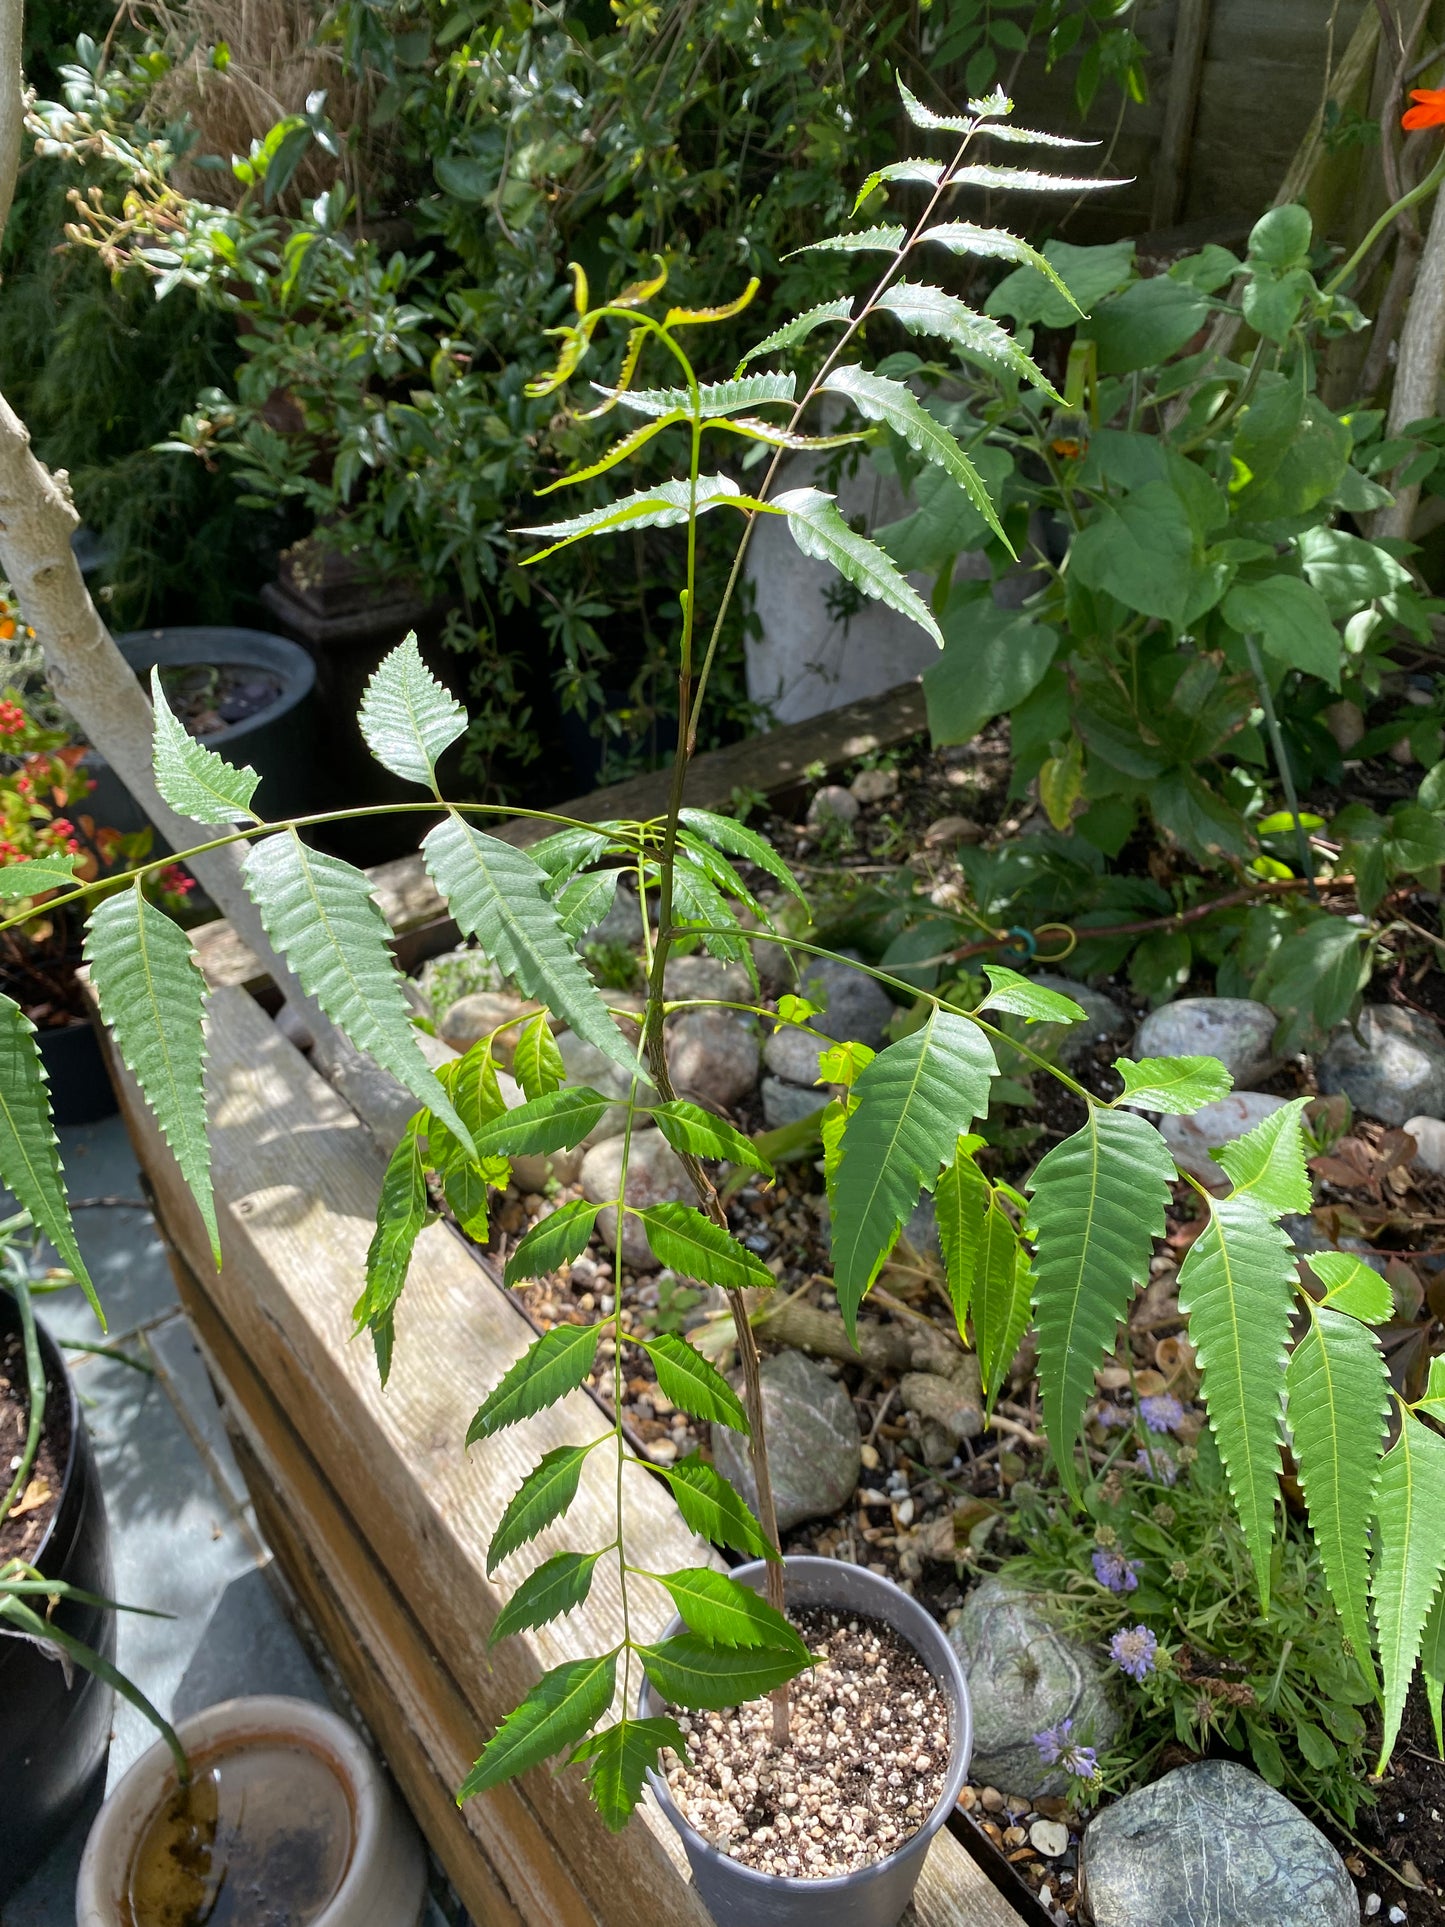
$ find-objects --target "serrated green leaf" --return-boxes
[1417,1355,1445,1424]
[643,1333,749,1433]
[669,855,753,976]
[536,415,685,494]
[797,224,906,256]
[149,665,260,823]
[854,158,945,212]
[830,1008,997,1336]
[353,1119,428,1383]
[979,123,1099,149]
[432,1113,492,1241]
[471,1087,613,1157]
[896,78,972,134]
[921,223,1084,314]
[935,1135,989,1334]
[245,830,473,1151]
[1286,1304,1389,1688]
[458,1653,617,1801]
[873,283,1063,402]
[468,1324,601,1444]
[979,965,1085,1025]
[1308,1251,1393,1323]
[610,374,796,421]
[1374,1411,1445,1768]
[652,1568,808,1658]
[570,1715,688,1832]
[1177,1193,1297,1607]
[951,163,1128,193]
[357,632,466,789]
[773,487,944,647]
[84,885,217,1262]
[423,814,647,1087]
[638,1202,774,1291]
[1113,1055,1234,1114]
[528,822,631,884]
[504,1199,601,1288]
[820,366,1012,553]
[651,1100,773,1176]
[0,853,79,899]
[556,868,622,938]
[487,1443,595,1574]
[1420,1588,1445,1756]
[676,808,809,910]
[489,1550,601,1647]
[0,995,98,1323]
[739,299,854,369]
[973,1203,1031,1401]
[517,476,756,562]
[675,828,769,923]
[1030,1107,1175,1491]
[647,1454,774,1559]
[1212,1097,1310,1214]
[637,1635,809,1710]
[513,1012,564,1102]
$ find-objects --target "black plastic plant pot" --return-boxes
[36,1017,119,1127]
[86,627,318,834]
[0,1290,115,1901]
[641,1555,973,1927]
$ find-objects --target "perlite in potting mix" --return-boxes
[662,1608,950,1878]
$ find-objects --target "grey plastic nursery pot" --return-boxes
[641,1555,972,1927]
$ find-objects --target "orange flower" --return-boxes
[1403,88,1445,131]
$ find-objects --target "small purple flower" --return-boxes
[1139,1394,1185,1434]
[1032,1718,1099,1782]
[1134,1448,1179,1486]
[1092,1548,1140,1593]
[1109,1625,1158,1681]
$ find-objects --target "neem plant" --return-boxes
[0,86,1439,1842]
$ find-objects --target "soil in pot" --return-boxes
[153,661,283,737]
[661,1607,948,1880]
[120,1735,354,1927]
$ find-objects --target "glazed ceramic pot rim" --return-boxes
[639,1554,973,1897]
[76,1693,394,1927]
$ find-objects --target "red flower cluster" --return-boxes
[0,700,26,736]
[1403,87,1445,131]
[160,864,196,899]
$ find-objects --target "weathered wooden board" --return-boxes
[105,987,1021,1927]
[190,678,930,994]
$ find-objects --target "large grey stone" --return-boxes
[763,1025,829,1087]
[1080,1760,1356,1927]
[712,1349,860,1531]
[580,1130,691,1270]
[761,1075,829,1130]
[1134,998,1279,1089]
[1027,974,1130,1068]
[1318,1004,1445,1127]
[438,989,541,1061]
[557,1031,634,1143]
[797,953,896,1051]
[948,1578,1119,1797]
[1159,1092,1290,1189]
[663,955,752,1005]
[665,1009,760,1109]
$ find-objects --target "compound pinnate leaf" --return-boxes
[1374,1412,1445,1769]
[84,886,217,1261]
[830,1008,997,1336]
[468,1324,601,1444]
[149,666,259,823]
[423,814,646,1087]
[488,1550,601,1647]
[503,1199,601,1288]
[774,488,944,647]
[643,1333,749,1433]
[1113,1055,1234,1114]
[638,1203,774,1291]
[636,1635,809,1710]
[357,633,466,789]
[244,830,473,1152]
[458,1653,617,1801]
[487,1444,595,1574]
[873,282,1062,402]
[1030,1108,1176,1492]
[1211,1097,1310,1215]
[1286,1304,1389,1688]
[1177,1193,1297,1608]
[0,994,98,1323]
[647,1454,774,1560]
[571,1716,689,1832]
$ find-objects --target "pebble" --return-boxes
[761,1074,830,1129]
[1134,997,1278,1089]
[1389,1911,1406,1925]
[764,1024,831,1087]
[849,766,899,804]
[438,989,542,1059]
[711,1349,861,1530]
[796,953,896,1052]
[1158,1093,1290,1189]
[980,1787,1006,1813]
[580,1130,692,1269]
[665,1008,760,1109]
[1405,1115,1445,1175]
[922,814,984,848]
[807,785,860,830]
[1364,1896,1381,1918]
[1031,1819,1069,1858]
[1319,1004,1445,1127]
[1323,699,1366,751]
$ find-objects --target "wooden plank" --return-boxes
[190,678,930,993]
[1151,0,1211,230]
[105,987,1020,1924]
